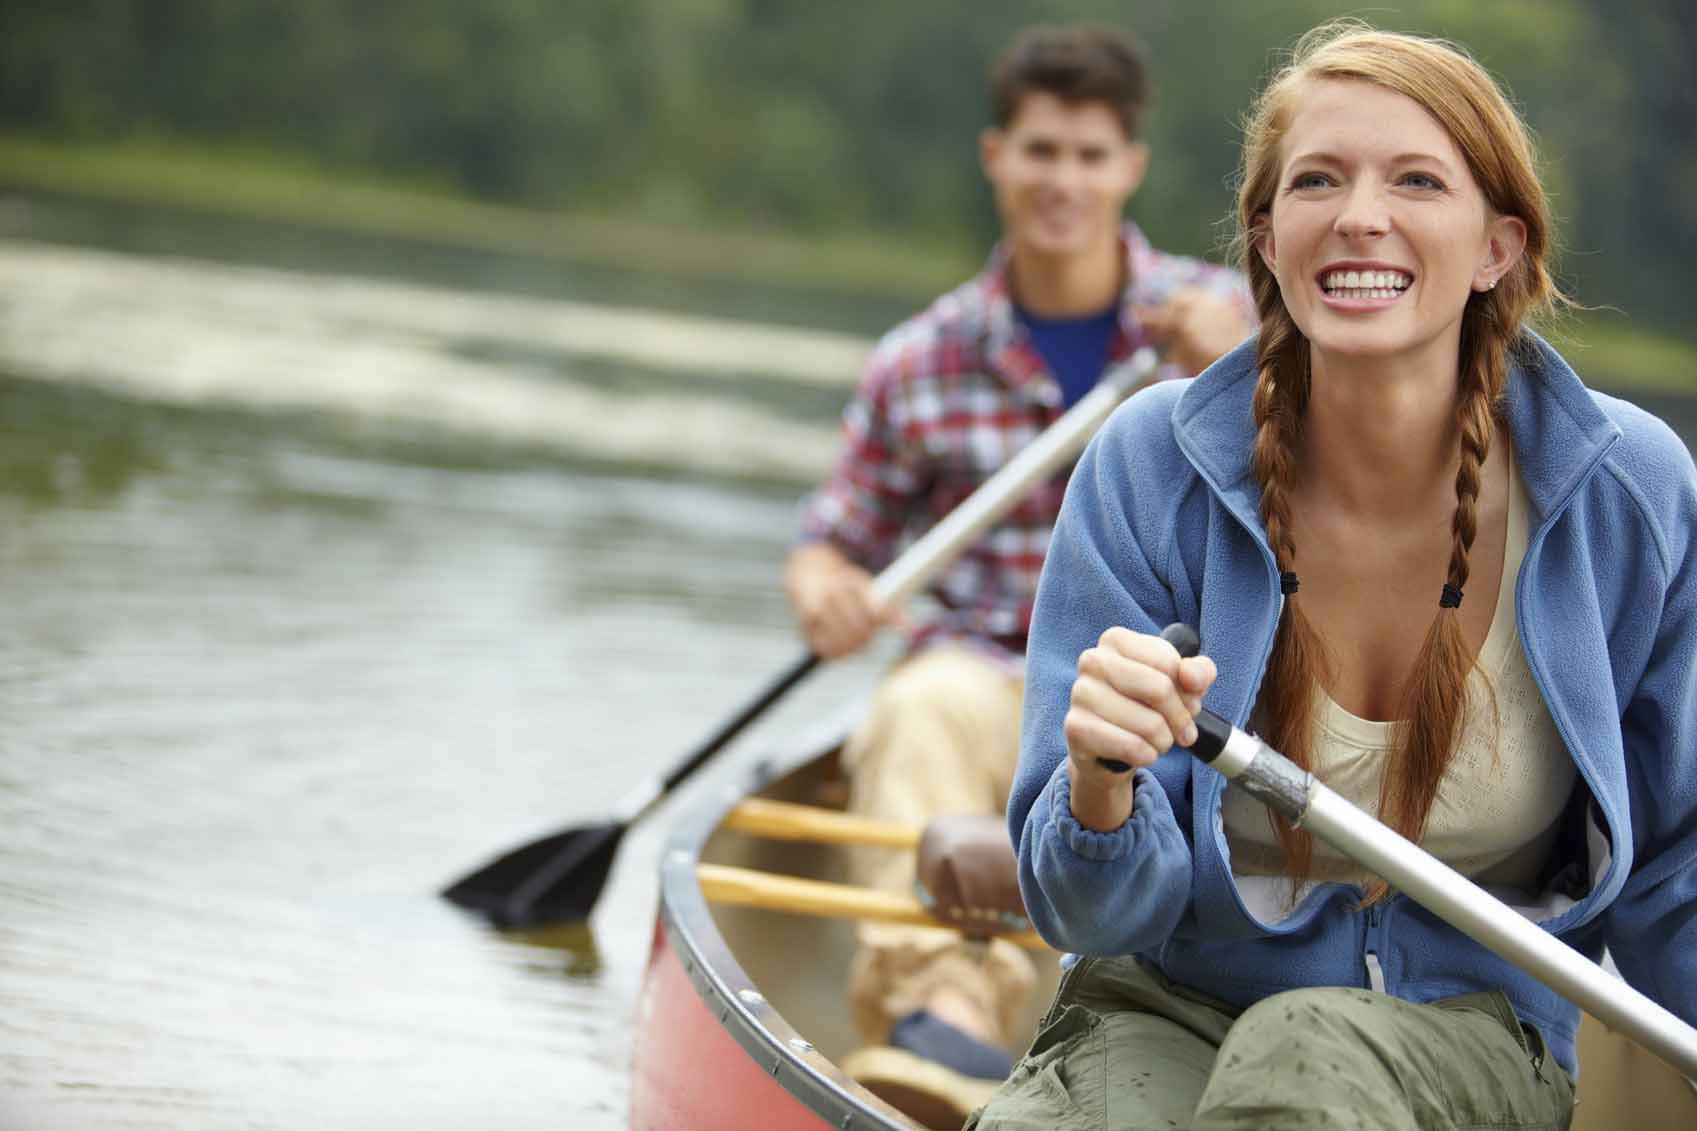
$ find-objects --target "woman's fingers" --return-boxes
[1065,628,1217,829]
[1071,674,1179,754]
[1081,633,1199,747]
[1066,630,1219,768]
[1065,700,1163,771]
[1176,654,1218,696]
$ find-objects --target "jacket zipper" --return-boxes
[1364,903,1386,993]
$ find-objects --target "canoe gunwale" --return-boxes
[651,698,911,1130]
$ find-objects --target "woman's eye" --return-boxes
[1401,172,1444,190]
[1289,172,1332,190]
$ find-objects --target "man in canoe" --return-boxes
[786,23,1255,1126]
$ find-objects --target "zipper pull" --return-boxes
[1364,904,1385,993]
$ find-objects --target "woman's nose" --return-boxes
[1334,183,1390,239]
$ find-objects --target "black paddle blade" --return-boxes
[442,820,627,929]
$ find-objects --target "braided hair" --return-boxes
[1230,22,1563,896]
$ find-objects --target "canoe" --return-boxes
[627,703,966,1131]
[626,707,1697,1130]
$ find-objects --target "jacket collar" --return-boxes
[1169,330,1622,541]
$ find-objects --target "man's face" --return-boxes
[980,92,1147,263]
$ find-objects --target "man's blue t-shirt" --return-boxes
[1016,303,1120,408]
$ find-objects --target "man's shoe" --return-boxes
[840,1010,1013,1130]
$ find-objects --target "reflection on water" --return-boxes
[0,373,885,1129]
[0,238,863,486]
[0,188,919,338]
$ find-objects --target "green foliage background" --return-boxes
[1,0,1691,336]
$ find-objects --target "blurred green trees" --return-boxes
[0,0,1689,333]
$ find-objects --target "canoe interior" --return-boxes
[693,744,1697,1128]
[699,745,1062,1067]
[1573,1012,1697,1126]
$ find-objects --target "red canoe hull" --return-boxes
[629,919,837,1131]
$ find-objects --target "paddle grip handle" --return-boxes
[1094,623,1225,773]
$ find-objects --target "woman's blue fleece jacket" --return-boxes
[1009,333,1697,1075]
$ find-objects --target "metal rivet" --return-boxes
[789,1037,814,1054]
[739,989,765,1006]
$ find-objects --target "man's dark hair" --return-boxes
[989,25,1151,140]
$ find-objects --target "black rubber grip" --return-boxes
[1189,710,1232,764]
[1160,622,1200,658]
[1094,624,1205,774]
[1162,624,1232,763]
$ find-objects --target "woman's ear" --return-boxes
[1252,212,1275,273]
[1475,213,1527,292]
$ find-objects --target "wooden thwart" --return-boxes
[720,797,921,849]
[696,862,1049,950]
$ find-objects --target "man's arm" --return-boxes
[789,333,927,658]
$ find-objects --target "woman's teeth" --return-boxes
[1322,269,1412,299]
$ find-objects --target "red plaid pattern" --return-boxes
[799,224,1250,665]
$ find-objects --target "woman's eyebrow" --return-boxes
[1284,149,1343,167]
[1389,151,1459,174]
[1283,149,1459,175]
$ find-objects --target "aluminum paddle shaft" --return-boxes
[607,345,1159,827]
[1159,624,1697,1081]
[626,346,1159,821]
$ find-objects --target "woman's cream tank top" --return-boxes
[1223,449,1576,892]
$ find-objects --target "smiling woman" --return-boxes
[1257,79,1528,372]
[971,20,1697,1131]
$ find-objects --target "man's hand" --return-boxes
[785,542,894,659]
[1136,287,1256,376]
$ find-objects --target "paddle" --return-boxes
[442,347,1161,928]
[1159,623,1697,1081]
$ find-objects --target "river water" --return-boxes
[1,192,1693,1131]
[0,192,896,1130]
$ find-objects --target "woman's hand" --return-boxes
[1064,627,1217,831]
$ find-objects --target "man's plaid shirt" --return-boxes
[798,224,1251,668]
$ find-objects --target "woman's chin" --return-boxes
[1292,315,1423,363]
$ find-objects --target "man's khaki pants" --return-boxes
[844,646,1037,1049]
